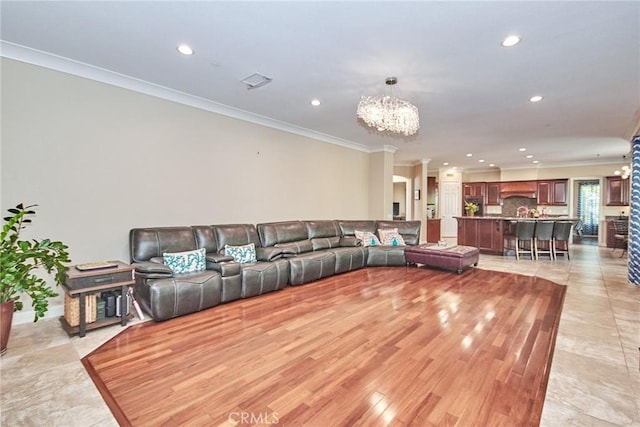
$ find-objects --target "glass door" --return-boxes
[577,180,600,237]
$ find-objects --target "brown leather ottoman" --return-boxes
[405,244,479,274]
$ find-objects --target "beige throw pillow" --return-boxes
[378,228,406,246]
[354,230,381,247]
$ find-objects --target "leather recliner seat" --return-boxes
[337,220,421,266]
[129,227,227,321]
[193,224,290,299]
[257,221,337,286]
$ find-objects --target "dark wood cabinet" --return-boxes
[537,179,568,206]
[464,179,567,208]
[426,219,441,243]
[463,182,485,198]
[457,218,477,247]
[477,219,504,253]
[537,181,552,205]
[491,219,505,252]
[552,180,567,205]
[606,176,630,206]
[486,182,501,205]
[456,218,504,254]
[463,182,486,214]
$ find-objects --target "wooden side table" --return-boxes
[60,261,135,337]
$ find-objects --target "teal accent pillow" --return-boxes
[225,243,257,264]
[163,248,206,274]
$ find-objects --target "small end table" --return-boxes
[60,261,134,337]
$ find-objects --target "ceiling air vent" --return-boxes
[241,72,272,90]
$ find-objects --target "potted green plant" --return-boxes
[464,200,479,217]
[0,203,71,354]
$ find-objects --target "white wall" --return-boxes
[368,150,394,220]
[2,58,371,322]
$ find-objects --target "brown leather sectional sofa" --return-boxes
[129,219,420,321]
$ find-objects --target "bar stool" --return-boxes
[611,219,629,257]
[534,221,555,260]
[552,221,573,260]
[514,221,536,260]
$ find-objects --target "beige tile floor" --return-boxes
[1,244,638,426]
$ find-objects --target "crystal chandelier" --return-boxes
[357,77,420,136]
[614,165,631,179]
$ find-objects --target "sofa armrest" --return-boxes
[206,253,235,263]
[340,236,362,247]
[131,261,173,278]
[207,260,241,276]
[205,253,239,276]
[256,247,284,262]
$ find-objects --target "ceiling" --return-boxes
[2,1,639,171]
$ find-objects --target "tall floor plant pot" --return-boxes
[1,300,15,355]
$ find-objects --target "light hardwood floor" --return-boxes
[1,244,638,426]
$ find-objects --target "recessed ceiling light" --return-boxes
[443,162,449,166]
[518,148,526,152]
[478,159,485,163]
[311,99,321,106]
[502,35,521,47]
[466,153,473,157]
[489,164,495,167]
[532,160,539,164]
[529,95,543,103]
[526,154,533,159]
[177,44,194,55]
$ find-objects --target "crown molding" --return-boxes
[0,41,378,154]
[498,158,627,171]
[369,145,398,154]
[396,159,627,172]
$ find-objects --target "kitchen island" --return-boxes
[455,216,576,255]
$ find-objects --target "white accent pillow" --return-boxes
[225,243,257,264]
[378,228,406,246]
[354,230,381,247]
[163,248,206,274]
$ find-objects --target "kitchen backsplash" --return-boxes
[485,205,502,215]
[502,197,538,217]
[485,197,570,217]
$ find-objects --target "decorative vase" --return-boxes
[1,300,14,356]
[467,210,474,217]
